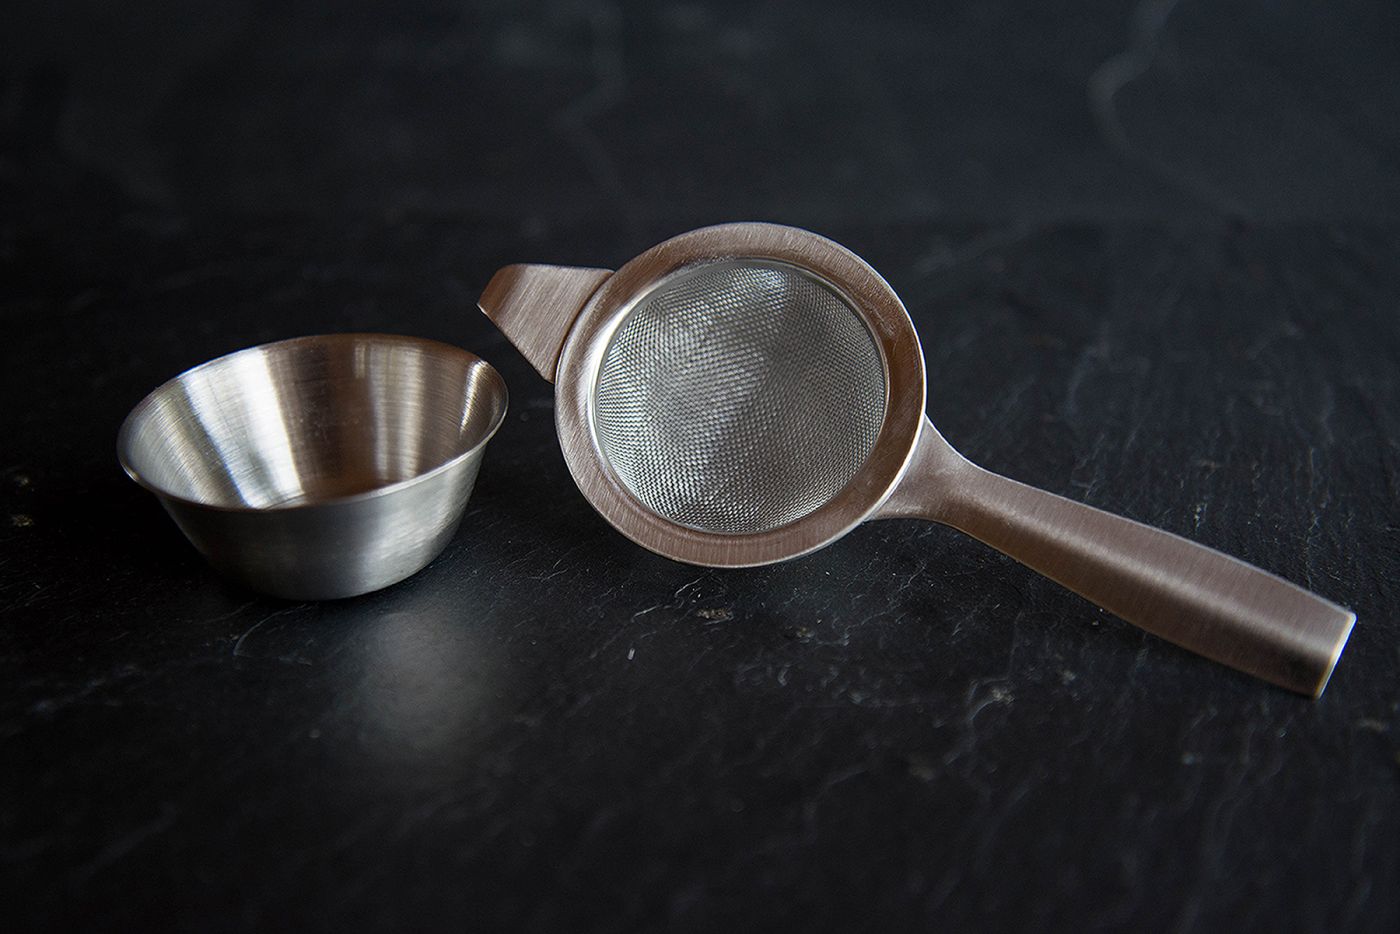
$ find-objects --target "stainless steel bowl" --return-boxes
[118,334,508,599]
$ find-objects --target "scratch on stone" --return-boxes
[801,763,870,825]
[1062,321,1111,422]
[232,606,305,658]
[72,803,178,887]
[942,677,1015,767]
[205,599,257,625]
[1302,445,1333,587]
[1088,0,1251,217]
[906,224,1036,284]
[674,576,704,599]
[1315,382,1337,447]
[526,543,586,581]
[27,666,143,718]
[551,1,642,236]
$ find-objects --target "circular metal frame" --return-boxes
[118,333,509,513]
[554,222,927,567]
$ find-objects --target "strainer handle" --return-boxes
[479,264,614,382]
[884,420,1355,696]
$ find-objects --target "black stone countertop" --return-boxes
[3,2,1398,930]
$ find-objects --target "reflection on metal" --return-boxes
[357,607,494,763]
[119,334,508,600]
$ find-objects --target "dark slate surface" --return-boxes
[3,1,1398,931]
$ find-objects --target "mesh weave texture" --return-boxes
[593,261,887,534]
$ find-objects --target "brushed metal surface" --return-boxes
[478,264,613,381]
[481,223,1355,695]
[118,334,508,600]
[876,418,1355,697]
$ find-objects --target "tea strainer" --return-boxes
[480,223,1354,696]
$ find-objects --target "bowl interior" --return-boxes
[120,335,507,509]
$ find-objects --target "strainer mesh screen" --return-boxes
[593,261,887,534]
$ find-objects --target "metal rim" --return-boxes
[117,333,509,515]
[554,222,927,567]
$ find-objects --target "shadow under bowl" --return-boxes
[118,333,508,599]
